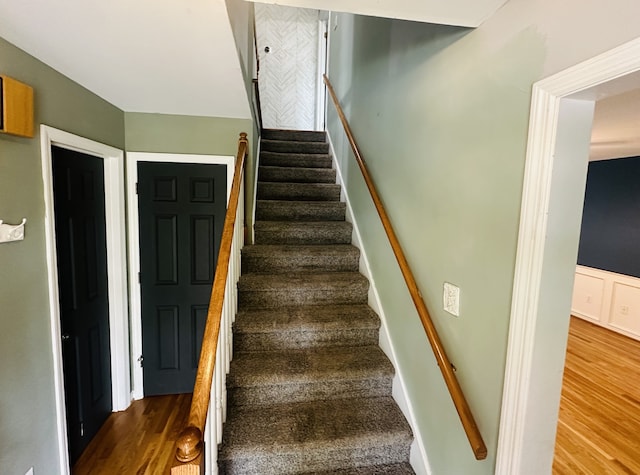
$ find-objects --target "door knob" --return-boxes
[264,46,270,53]
[62,333,71,341]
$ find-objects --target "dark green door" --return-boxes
[52,146,112,465]
[138,162,227,396]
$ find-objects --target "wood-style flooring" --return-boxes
[553,317,640,474]
[73,393,191,475]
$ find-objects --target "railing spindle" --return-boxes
[172,133,248,473]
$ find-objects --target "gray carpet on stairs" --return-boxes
[218,129,414,475]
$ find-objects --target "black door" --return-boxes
[138,162,227,396]
[52,146,112,465]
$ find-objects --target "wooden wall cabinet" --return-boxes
[0,74,34,138]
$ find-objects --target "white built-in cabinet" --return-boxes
[572,265,640,341]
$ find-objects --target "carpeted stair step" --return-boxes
[238,272,369,308]
[227,345,394,406]
[256,200,346,221]
[262,139,330,155]
[242,244,359,274]
[258,165,336,184]
[233,305,380,352]
[217,396,413,475]
[260,151,333,169]
[257,182,341,201]
[254,221,353,245]
[313,463,415,474]
[262,128,327,142]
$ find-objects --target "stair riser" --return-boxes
[259,166,336,184]
[242,253,359,274]
[260,152,333,169]
[233,328,379,352]
[238,289,368,308]
[219,440,412,475]
[262,140,330,154]
[228,378,393,407]
[256,201,346,221]
[257,182,341,201]
[262,129,327,142]
[254,223,353,245]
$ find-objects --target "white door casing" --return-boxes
[41,125,129,475]
[496,37,640,474]
[255,3,320,130]
[127,152,235,400]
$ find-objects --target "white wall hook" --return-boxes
[0,218,27,243]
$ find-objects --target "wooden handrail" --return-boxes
[173,132,249,466]
[323,75,487,460]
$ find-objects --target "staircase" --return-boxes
[218,129,414,474]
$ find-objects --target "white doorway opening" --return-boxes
[41,125,129,475]
[496,37,640,475]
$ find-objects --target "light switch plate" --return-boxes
[444,282,460,317]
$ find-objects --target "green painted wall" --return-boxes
[125,112,252,156]
[225,0,261,237]
[124,112,257,232]
[0,37,124,475]
[326,3,640,473]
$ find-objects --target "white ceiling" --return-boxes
[249,0,509,27]
[0,0,252,118]
[0,0,510,120]
[590,88,640,161]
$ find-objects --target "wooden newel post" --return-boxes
[175,425,203,462]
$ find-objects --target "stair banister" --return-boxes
[172,132,249,473]
[323,75,488,461]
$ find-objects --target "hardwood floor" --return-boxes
[553,317,640,474]
[73,393,191,475]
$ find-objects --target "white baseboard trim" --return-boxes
[326,132,431,475]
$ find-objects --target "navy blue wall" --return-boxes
[577,156,640,278]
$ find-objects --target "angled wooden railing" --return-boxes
[323,75,487,460]
[172,132,248,474]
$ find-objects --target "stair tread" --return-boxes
[235,304,380,332]
[259,165,335,173]
[254,220,353,245]
[219,396,412,454]
[243,244,358,273]
[262,129,327,142]
[312,463,415,475]
[255,220,352,229]
[243,244,359,256]
[229,345,393,387]
[261,139,330,154]
[257,199,346,206]
[262,139,328,146]
[256,200,346,220]
[239,271,368,290]
[257,182,341,202]
[257,181,340,188]
[260,151,333,169]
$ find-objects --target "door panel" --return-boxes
[52,146,112,465]
[138,162,226,396]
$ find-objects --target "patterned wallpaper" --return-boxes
[255,4,319,131]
